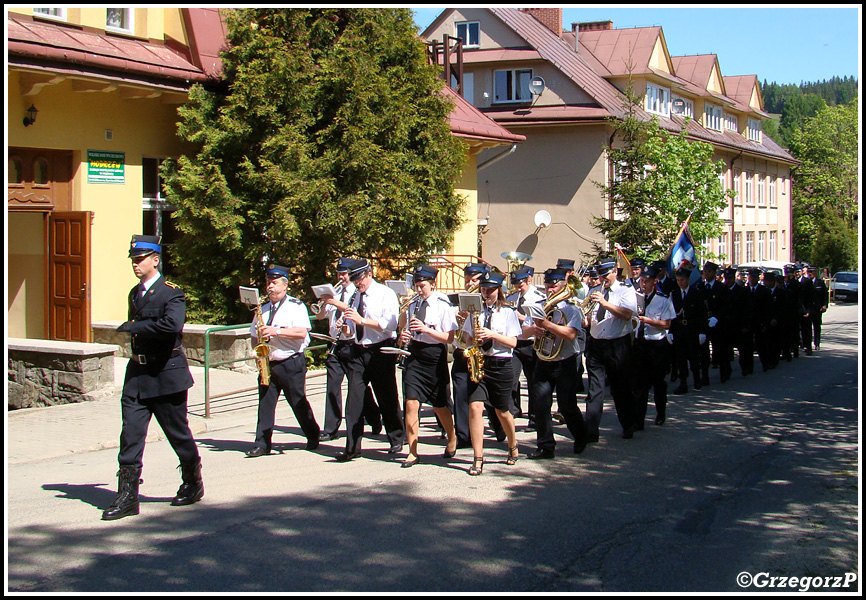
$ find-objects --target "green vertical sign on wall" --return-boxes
[87,150,125,184]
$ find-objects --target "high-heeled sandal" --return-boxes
[468,456,484,476]
[507,445,519,465]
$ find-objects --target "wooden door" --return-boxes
[48,212,92,342]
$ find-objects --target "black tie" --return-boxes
[517,295,526,310]
[415,299,427,324]
[134,284,146,308]
[639,292,654,340]
[355,292,366,341]
[335,288,346,321]
[596,288,610,321]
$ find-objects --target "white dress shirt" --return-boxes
[406,291,458,345]
[350,279,398,346]
[250,295,311,360]
[590,280,637,340]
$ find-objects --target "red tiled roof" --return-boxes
[7,13,213,85]
[577,26,664,77]
[443,85,526,144]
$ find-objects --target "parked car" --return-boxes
[830,271,858,302]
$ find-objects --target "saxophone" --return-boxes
[465,309,485,383]
[252,298,272,386]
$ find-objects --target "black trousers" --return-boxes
[254,354,320,449]
[672,326,701,385]
[633,338,670,425]
[700,325,732,381]
[585,334,634,437]
[323,342,381,437]
[532,353,587,450]
[811,311,824,348]
[119,390,199,468]
[344,341,404,453]
[799,314,813,350]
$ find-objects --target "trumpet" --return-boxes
[309,300,324,315]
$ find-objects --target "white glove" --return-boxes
[708,317,718,328]
[666,333,674,345]
[699,333,707,345]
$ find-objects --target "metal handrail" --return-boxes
[202,324,326,418]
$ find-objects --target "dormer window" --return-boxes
[33,8,66,21]
[456,21,480,48]
[704,103,723,131]
[645,83,670,117]
[106,8,134,34]
[494,68,533,103]
[724,112,738,132]
[747,118,762,142]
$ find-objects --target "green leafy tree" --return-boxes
[810,206,858,274]
[789,99,858,264]
[162,8,466,323]
[779,93,826,146]
[593,80,732,262]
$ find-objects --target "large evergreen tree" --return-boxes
[593,81,732,263]
[162,8,466,323]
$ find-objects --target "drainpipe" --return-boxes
[477,144,517,171]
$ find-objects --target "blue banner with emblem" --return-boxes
[667,221,701,286]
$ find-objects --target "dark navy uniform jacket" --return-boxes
[118,276,194,400]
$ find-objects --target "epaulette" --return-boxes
[655,290,670,299]
[288,297,304,305]
[436,295,452,305]
[164,281,181,289]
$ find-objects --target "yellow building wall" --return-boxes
[7,69,195,332]
[7,212,46,339]
[449,149,479,258]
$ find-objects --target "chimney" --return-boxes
[520,8,563,37]
[573,20,614,33]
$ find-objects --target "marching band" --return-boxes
[245,254,830,476]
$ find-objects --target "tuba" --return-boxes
[534,275,583,361]
[465,308,485,383]
[251,297,274,386]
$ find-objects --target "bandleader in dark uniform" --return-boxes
[722,267,753,377]
[746,268,773,372]
[696,261,731,384]
[246,265,321,457]
[670,268,708,394]
[807,266,829,350]
[102,235,203,521]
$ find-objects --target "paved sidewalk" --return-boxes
[7,358,329,465]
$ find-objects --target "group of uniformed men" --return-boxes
[103,235,832,519]
[244,254,828,473]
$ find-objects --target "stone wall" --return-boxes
[92,321,255,373]
[8,339,118,409]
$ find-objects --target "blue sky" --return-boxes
[411,6,861,85]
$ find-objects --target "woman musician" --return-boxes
[460,270,522,475]
[399,265,458,468]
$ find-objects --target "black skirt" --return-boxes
[467,355,512,412]
[403,341,450,408]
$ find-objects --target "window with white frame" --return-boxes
[744,171,754,205]
[745,231,754,263]
[106,8,134,34]
[768,176,777,207]
[704,103,723,131]
[733,232,742,265]
[718,233,728,263]
[732,168,742,204]
[645,83,670,117]
[494,68,533,103]
[769,231,777,260]
[33,8,65,20]
[724,112,738,132]
[757,174,766,206]
[747,118,762,142]
[671,94,694,118]
[758,231,766,260]
[456,21,480,48]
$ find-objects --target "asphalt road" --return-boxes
[6,303,860,592]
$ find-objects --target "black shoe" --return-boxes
[622,426,634,440]
[573,439,587,454]
[527,447,555,460]
[245,446,271,458]
[305,438,320,451]
[805,348,813,356]
[102,466,142,521]
[655,413,666,426]
[171,460,204,507]
[336,451,361,462]
[673,384,688,395]
[388,443,404,454]
[585,434,599,444]
[319,432,341,441]
[401,455,419,468]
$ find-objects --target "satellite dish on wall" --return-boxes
[534,209,552,229]
[672,98,686,115]
[529,76,546,96]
